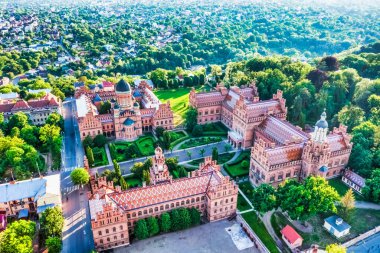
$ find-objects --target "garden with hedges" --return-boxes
[109,135,157,162]
[224,151,251,178]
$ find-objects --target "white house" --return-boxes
[324,215,351,238]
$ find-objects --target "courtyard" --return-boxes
[114,219,259,253]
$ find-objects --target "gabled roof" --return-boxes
[324,215,351,232]
[0,178,47,203]
[12,99,30,110]
[343,170,365,188]
[281,225,302,244]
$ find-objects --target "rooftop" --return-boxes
[324,215,351,232]
[281,225,302,244]
[0,178,47,203]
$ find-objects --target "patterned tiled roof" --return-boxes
[344,170,365,188]
[108,172,215,210]
[327,134,347,152]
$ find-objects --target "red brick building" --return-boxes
[190,85,352,186]
[76,80,174,140]
[88,147,238,251]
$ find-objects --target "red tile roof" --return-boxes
[12,100,30,110]
[281,225,302,244]
[102,81,114,87]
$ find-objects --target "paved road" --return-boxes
[61,99,94,253]
[93,141,234,176]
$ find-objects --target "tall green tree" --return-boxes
[189,207,201,226]
[160,212,172,233]
[40,207,64,238]
[362,169,380,203]
[135,219,149,240]
[147,216,160,236]
[162,131,171,149]
[178,208,191,230]
[251,184,277,214]
[45,236,62,253]
[86,146,95,166]
[170,209,181,231]
[184,107,198,131]
[0,220,36,253]
[212,147,218,161]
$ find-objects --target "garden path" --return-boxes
[104,144,113,166]
[355,201,380,210]
[262,211,286,250]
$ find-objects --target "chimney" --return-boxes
[336,217,343,225]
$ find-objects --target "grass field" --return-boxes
[271,208,380,250]
[242,212,280,253]
[328,177,364,200]
[135,136,156,156]
[179,136,222,149]
[237,193,251,211]
[154,86,205,126]
[224,151,251,178]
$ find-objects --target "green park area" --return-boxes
[109,135,157,162]
[224,151,251,178]
[328,177,364,200]
[91,147,108,167]
[242,212,280,253]
[237,193,251,212]
[154,87,195,126]
[179,136,223,149]
[271,208,380,250]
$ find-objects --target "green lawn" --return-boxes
[328,177,364,200]
[135,136,156,156]
[179,136,223,149]
[224,151,251,178]
[237,193,251,211]
[154,87,204,126]
[92,146,108,167]
[188,152,235,166]
[271,208,380,250]
[124,174,142,188]
[238,181,255,197]
[242,212,280,253]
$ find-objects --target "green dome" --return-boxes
[116,79,131,92]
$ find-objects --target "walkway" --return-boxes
[104,144,113,166]
[262,211,285,250]
[356,201,380,210]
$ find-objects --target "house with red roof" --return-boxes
[281,225,303,249]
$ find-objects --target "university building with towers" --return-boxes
[88,147,238,251]
[190,84,352,186]
[75,79,174,141]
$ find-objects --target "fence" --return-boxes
[236,214,271,253]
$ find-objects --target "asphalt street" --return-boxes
[93,140,233,176]
[61,99,94,253]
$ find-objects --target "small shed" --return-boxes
[324,215,351,238]
[342,170,365,194]
[281,225,303,249]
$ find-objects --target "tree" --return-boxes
[319,56,339,71]
[147,216,160,236]
[45,236,62,253]
[0,220,36,253]
[131,162,145,178]
[178,166,188,178]
[251,184,277,214]
[362,169,380,203]
[40,207,64,238]
[86,146,95,166]
[326,244,346,253]
[170,209,181,231]
[162,131,171,149]
[82,135,93,148]
[241,160,249,169]
[93,134,107,148]
[178,208,191,229]
[184,107,197,132]
[165,157,178,172]
[224,144,232,152]
[160,212,172,233]
[119,176,128,190]
[8,112,28,130]
[142,170,150,184]
[199,148,205,157]
[212,147,218,161]
[70,168,90,186]
[155,126,165,138]
[134,219,149,240]
[278,177,340,220]
[98,101,111,114]
[192,125,203,137]
[337,105,365,131]
[189,207,201,226]
[46,113,63,129]
[339,189,355,220]
[186,151,192,160]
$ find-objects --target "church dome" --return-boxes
[115,79,131,92]
[315,110,328,129]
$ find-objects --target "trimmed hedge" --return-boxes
[224,151,250,178]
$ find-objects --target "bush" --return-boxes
[241,160,249,169]
[147,216,160,236]
[93,134,107,148]
[135,219,149,240]
[192,125,203,137]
